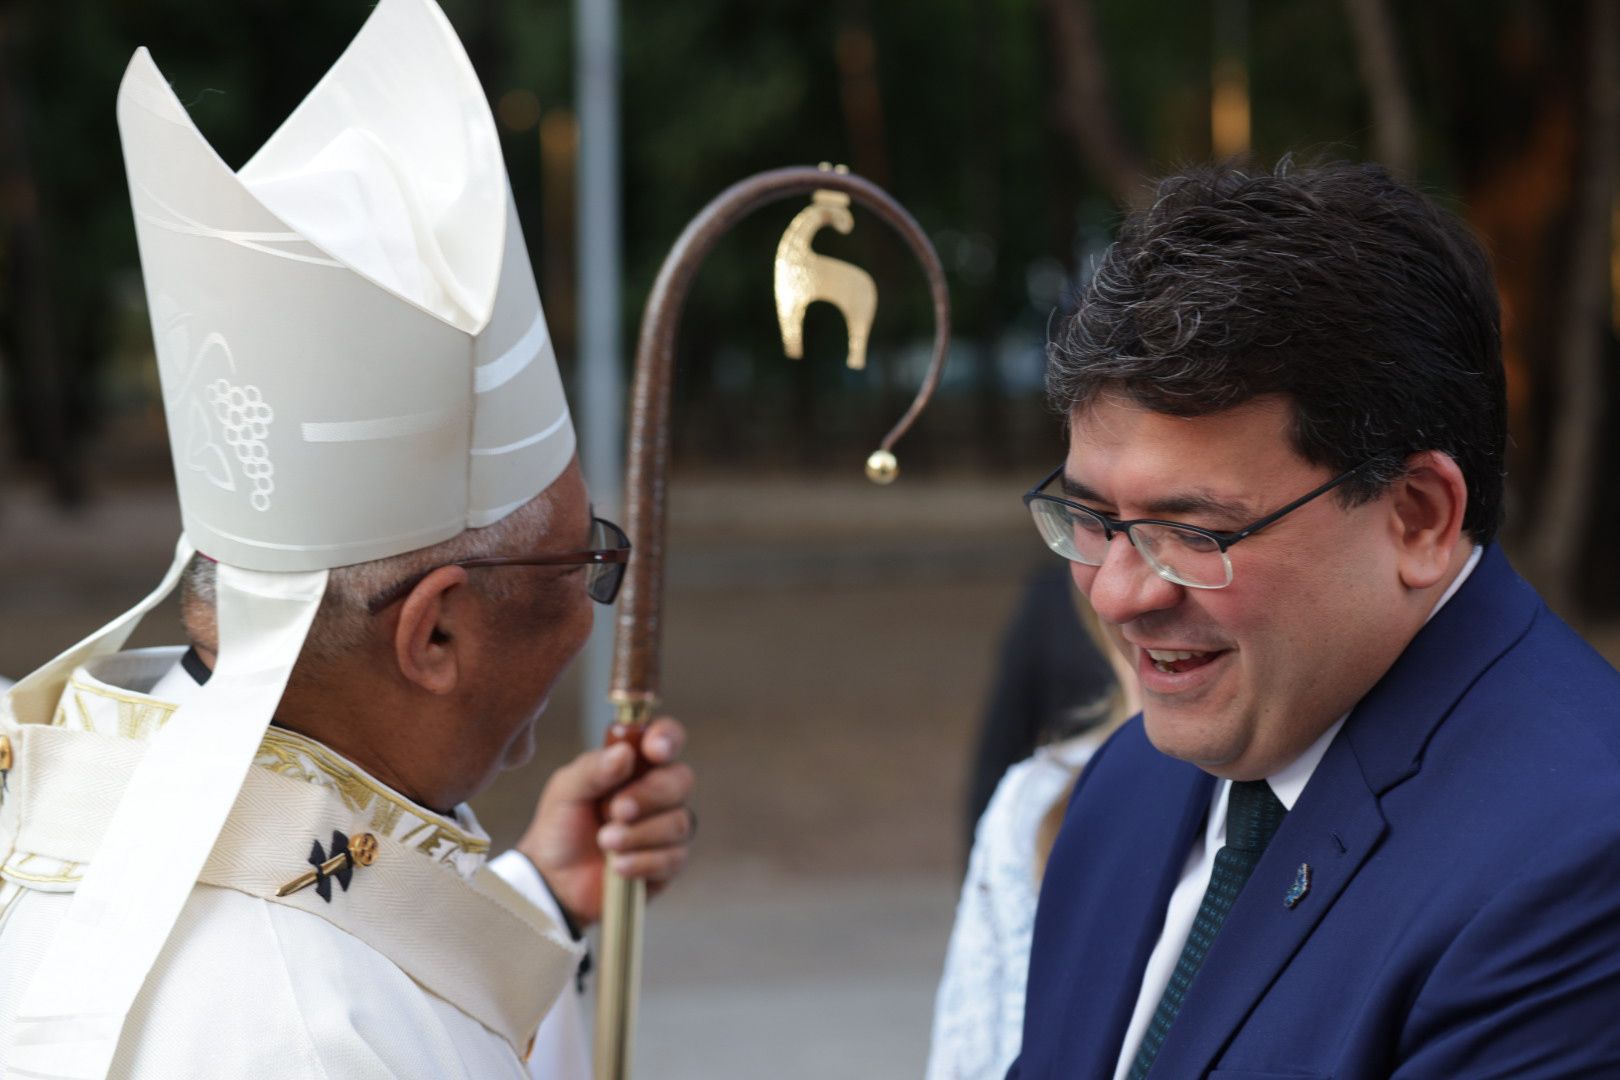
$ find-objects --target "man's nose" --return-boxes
[1083,531,1182,625]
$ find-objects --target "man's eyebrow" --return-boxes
[584,504,596,545]
[1059,475,1108,504]
[1060,474,1258,522]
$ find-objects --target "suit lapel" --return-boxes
[1141,545,1540,1077]
[1346,544,1540,795]
[1027,725,1213,1076]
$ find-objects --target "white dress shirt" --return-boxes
[1110,545,1483,1079]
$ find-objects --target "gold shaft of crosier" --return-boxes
[594,694,656,1080]
[593,864,646,1079]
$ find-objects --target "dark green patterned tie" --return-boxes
[1125,779,1287,1080]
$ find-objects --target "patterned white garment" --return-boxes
[0,646,588,1079]
[926,737,1100,1080]
[154,648,593,1078]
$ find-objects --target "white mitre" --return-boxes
[129,3,572,564]
[4,2,572,1076]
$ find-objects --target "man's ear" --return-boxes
[394,565,472,694]
[1389,450,1469,590]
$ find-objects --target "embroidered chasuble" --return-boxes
[0,647,586,1078]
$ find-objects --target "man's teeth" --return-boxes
[1146,648,1209,673]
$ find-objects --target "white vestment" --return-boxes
[0,647,590,1079]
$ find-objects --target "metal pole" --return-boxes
[575,0,623,750]
[574,8,641,1076]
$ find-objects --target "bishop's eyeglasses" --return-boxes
[1023,462,1371,589]
[366,516,631,614]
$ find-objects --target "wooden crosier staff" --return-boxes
[593,165,951,1080]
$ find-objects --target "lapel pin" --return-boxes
[1284,862,1311,908]
[277,830,378,902]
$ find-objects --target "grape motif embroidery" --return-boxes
[207,378,275,511]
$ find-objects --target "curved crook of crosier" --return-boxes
[592,167,950,1080]
[613,164,950,705]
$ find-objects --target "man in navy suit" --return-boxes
[1013,161,1620,1078]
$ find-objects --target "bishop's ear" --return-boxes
[393,565,472,694]
[1389,450,1469,590]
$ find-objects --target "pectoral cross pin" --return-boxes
[277,831,378,900]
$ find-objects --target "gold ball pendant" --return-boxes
[865,449,898,485]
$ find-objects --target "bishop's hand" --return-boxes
[516,716,694,928]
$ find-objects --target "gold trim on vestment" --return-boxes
[257,728,489,857]
[67,677,181,719]
[26,660,490,879]
[2,863,84,885]
[2,853,84,886]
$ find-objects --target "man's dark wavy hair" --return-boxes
[1047,159,1506,544]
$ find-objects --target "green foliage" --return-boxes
[3,0,1603,483]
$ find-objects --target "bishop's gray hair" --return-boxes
[1048,159,1506,543]
[179,489,554,667]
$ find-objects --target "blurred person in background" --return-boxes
[928,580,1136,1080]
[960,564,1118,852]
[1011,160,1620,1078]
[0,3,692,1078]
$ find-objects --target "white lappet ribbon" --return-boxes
[10,554,328,1080]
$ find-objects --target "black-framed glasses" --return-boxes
[366,516,632,614]
[1023,461,1372,589]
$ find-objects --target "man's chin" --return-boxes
[499,720,541,772]
[1141,708,1244,772]
[501,696,555,770]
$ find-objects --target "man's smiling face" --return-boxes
[1064,394,1412,780]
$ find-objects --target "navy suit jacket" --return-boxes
[1011,546,1620,1079]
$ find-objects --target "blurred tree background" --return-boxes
[0,0,1616,617]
